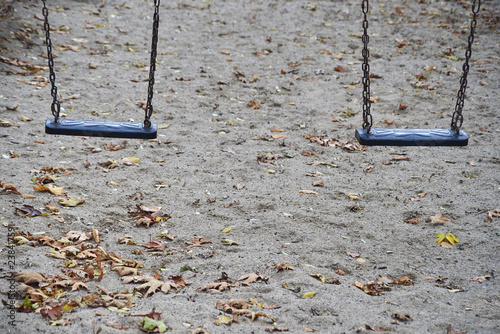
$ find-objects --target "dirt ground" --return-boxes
[0,0,499,333]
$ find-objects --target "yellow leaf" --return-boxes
[301,291,316,299]
[436,232,459,246]
[121,157,140,165]
[445,233,459,245]
[271,134,288,139]
[217,314,232,325]
[221,227,232,233]
[436,233,446,244]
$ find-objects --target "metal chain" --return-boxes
[451,0,480,134]
[41,0,61,122]
[144,0,160,128]
[361,0,372,133]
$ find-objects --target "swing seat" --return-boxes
[355,128,468,146]
[45,118,157,139]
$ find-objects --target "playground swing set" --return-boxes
[41,0,481,146]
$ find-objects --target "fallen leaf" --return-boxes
[486,209,500,223]
[347,193,362,201]
[11,272,46,285]
[58,197,85,207]
[392,313,413,322]
[274,263,294,272]
[200,282,231,292]
[106,321,130,330]
[299,190,318,195]
[333,269,346,276]
[272,134,288,139]
[121,157,140,165]
[221,227,232,233]
[140,237,167,252]
[16,205,43,217]
[429,212,451,224]
[334,65,349,73]
[0,182,22,195]
[471,275,492,283]
[56,45,80,52]
[301,291,316,299]
[33,183,67,196]
[139,317,167,333]
[185,236,212,248]
[312,180,324,187]
[248,100,260,109]
[222,239,239,246]
[436,232,459,245]
[134,278,177,298]
[238,273,269,285]
[214,314,236,326]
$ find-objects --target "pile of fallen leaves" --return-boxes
[305,136,363,152]
[354,276,413,296]
[128,204,171,228]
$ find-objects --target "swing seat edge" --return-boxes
[355,128,468,147]
[45,118,157,139]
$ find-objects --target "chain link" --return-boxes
[451,0,480,134]
[42,0,61,122]
[361,0,372,133]
[144,0,160,128]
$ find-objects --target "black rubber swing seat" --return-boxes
[45,118,157,139]
[355,128,468,147]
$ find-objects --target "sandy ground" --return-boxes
[0,0,499,333]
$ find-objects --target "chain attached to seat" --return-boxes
[361,0,372,133]
[144,0,160,128]
[41,0,61,123]
[451,0,480,134]
[359,0,480,136]
[41,0,161,129]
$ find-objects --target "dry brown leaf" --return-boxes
[106,321,130,330]
[11,272,46,285]
[429,212,451,225]
[185,236,212,248]
[333,269,346,276]
[238,273,269,285]
[33,182,67,196]
[312,180,324,187]
[392,155,410,161]
[486,209,500,223]
[134,278,177,298]
[274,263,294,272]
[200,282,231,292]
[334,65,349,73]
[300,190,318,195]
[248,100,260,109]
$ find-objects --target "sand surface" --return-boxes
[0,0,499,333]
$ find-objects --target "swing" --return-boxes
[355,0,480,146]
[41,0,160,139]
